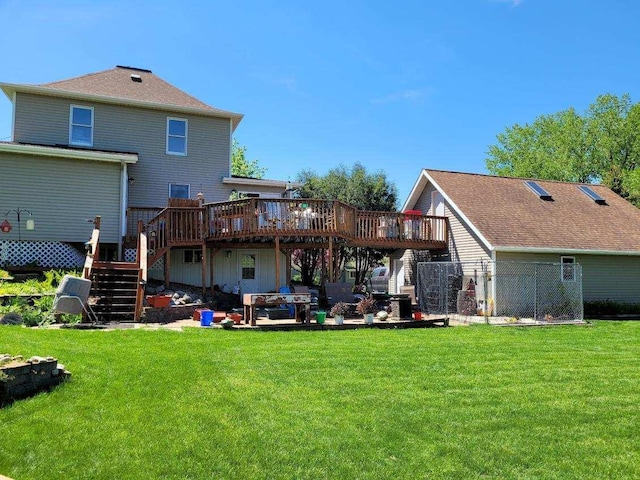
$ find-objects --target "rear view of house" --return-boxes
[0,67,451,321]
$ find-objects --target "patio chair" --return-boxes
[52,275,98,323]
[292,285,319,310]
[324,282,358,307]
[278,286,295,318]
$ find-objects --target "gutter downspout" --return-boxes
[119,161,128,260]
[491,249,497,316]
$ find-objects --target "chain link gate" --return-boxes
[416,261,583,323]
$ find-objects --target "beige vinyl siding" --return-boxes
[0,152,121,242]
[496,251,640,303]
[393,179,494,290]
[13,93,69,145]
[414,183,491,267]
[159,248,287,289]
[14,93,231,207]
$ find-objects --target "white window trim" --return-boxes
[168,183,191,199]
[166,117,188,156]
[431,190,444,216]
[561,256,576,282]
[69,105,94,147]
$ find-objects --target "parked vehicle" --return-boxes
[369,266,389,294]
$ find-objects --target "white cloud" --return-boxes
[491,0,523,7]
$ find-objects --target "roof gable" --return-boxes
[422,170,640,253]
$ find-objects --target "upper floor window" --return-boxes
[167,117,188,155]
[561,256,576,282]
[69,105,93,146]
[169,183,190,199]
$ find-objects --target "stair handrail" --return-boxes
[82,216,101,280]
[145,207,169,258]
[135,220,148,321]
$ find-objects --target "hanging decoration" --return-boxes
[0,219,12,233]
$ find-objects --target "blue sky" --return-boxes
[1,0,639,205]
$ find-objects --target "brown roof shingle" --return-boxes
[426,169,640,253]
[36,66,242,125]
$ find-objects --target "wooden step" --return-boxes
[89,266,141,323]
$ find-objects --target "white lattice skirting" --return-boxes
[125,249,163,270]
[0,240,86,268]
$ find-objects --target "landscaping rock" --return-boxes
[0,313,23,325]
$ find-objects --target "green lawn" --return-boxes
[1,322,638,480]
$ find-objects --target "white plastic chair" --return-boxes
[52,275,98,323]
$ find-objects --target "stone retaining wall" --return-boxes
[1,355,71,406]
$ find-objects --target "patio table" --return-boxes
[243,293,311,326]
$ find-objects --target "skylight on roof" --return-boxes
[578,185,606,204]
[130,74,142,82]
[524,180,553,200]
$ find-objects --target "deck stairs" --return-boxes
[88,262,141,322]
[81,216,148,323]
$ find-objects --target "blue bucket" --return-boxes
[200,309,213,327]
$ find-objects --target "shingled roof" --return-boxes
[413,169,640,253]
[1,66,243,130]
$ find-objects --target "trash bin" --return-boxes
[316,311,326,324]
[403,210,422,240]
[200,309,213,327]
[390,295,412,319]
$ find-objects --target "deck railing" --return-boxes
[354,211,447,246]
[125,207,162,245]
[127,199,447,249]
[206,198,357,240]
[145,206,206,254]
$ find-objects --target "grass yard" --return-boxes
[1,322,638,479]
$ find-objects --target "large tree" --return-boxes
[294,163,398,286]
[486,94,640,204]
[231,139,266,179]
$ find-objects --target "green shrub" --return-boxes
[0,270,83,326]
[584,300,640,316]
[0,269,79,296]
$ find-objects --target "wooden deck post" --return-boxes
[164,250,171,288]
[274,235,281,289]
[209,248,217,298]
[285,249,291,286]
[201,243,207,300]
[328,236,334,283]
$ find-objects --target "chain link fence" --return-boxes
[416,261,583,323]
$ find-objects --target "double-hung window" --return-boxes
[561,256,576,282]
[167,117,188,155]
[69,105,94,146]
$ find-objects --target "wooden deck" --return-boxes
[126,198,448,251]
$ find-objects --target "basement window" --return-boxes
[561,256,576,282]
[183,249,202,264]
